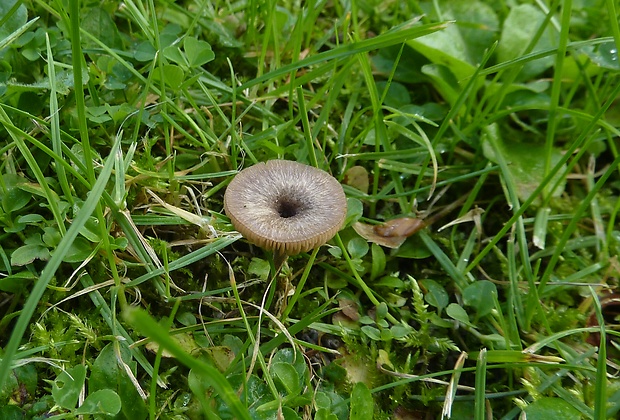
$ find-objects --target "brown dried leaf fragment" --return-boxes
[353,217,425,249]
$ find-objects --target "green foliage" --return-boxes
[482,127,567,203]
[523,397,582,420]
[0,364,37,405]
[75,389,122,416]
[89,343,148,419]
[498,4,558,80]
[408,0,499,80]
[350,382,374,419]
[52,365,86,410]
[463,280,497,319]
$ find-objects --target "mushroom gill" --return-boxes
[223,160,347,256]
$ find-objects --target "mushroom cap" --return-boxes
[224,160,347,255]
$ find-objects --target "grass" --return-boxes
[1,0,620,419]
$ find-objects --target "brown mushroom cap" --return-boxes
[223,160,347,255]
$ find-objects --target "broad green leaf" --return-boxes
[345,197,363,226]
[79,216,101,242]
[52,365,86,410]
[390,324,412,339]
[361,326,381,341]
[583,41,620,71]
[0,364,37,404]
[274,348,306,377]
[90,343,147,420]
[62,237,93,263]
[221,334,244,356]
[271,362,301,396]
[315,408,339,419]
[16,214,46,224]
[421,63,460,105]
[124,308,250,420]
[161,64,185,89]
[398,103,446,124]
[376,81,410,108]
[2,186,30,213]
[281,406,302,419]
[0,271,36,292]
[10,243,50,266]
[376,302,389,320]
[463,280,497,318]
[482,133,566,204]
[523,397,581,420]
[372,45,426,84]
[315,388,348,420]
[386,292,407,307]
[497,4,557,80]
[203,346,235,372]
[380,329,393,341]
[134,41,156,62]
[370,243,386,281]
[350,382,373,420]
[374,276,404,288]
[394,235,432,259]
[82,7,122,50]
[347,237,369,259]
[176,311,197,326]
[446,303,474,327]
[42,226,61,248]
[0,405,23,420]
[160,23,182,45]
[248,257,271,281]
[163,44,185,66]
[74,389,121,415]
[184,37,215,68]
[420,279,449,312]
[408,0,498,80]
[86,105,112,123]
[429,312,453,328]
[0,0,27,40]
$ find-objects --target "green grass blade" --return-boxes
[0,130,120,392]
[123,307,251,420]
[125,234,241,287]
[544,0,571,180]
[590,287,607,420]
[239,20,450,91]
[0,17,38,50]
[538,156,620,293]
[45,33,73,208]
[465,79,620,275]
[475,349,488,420]
[419,230,468,291]
[0,110,66,234]
[68,0,94,184]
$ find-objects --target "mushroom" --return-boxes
[223,160,347,257]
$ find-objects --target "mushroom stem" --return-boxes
[280,247,320,320]
[273,250,288,274]
[266,253,291,318]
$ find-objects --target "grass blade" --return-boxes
[123,307,251,420]
[0,130,121,392]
